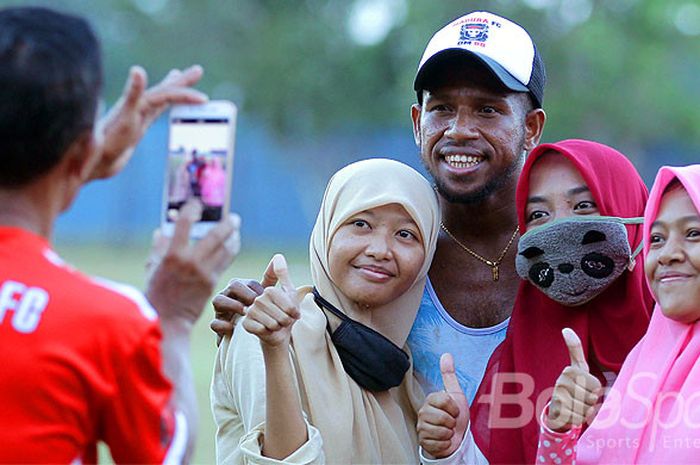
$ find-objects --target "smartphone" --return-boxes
[161,100,237,239]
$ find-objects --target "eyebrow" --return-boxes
[568,186,591,196]
[526,185,591,205]
[425,87,508,102]
[526,195,547,205]
[651,215,700,229]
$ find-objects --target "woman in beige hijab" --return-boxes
[212,158,439,464]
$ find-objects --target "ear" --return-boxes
[410,103,422,147]
[523,108,546,152]
[60,128,100,191]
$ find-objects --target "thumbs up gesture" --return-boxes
[242,254,301,349]
[417,353,470,458]
[546,328,603,432]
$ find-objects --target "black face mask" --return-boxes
[312,288,410,392]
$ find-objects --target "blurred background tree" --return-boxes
[3,0,698,244]
[5,0,699,147]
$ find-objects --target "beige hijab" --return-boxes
[290,158,439,464]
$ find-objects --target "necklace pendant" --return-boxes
[492,265,499,281]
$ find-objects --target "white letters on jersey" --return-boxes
[0,280,49,333]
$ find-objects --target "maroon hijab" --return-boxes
[471,139,653,464]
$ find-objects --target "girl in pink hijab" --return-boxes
[536,164,700,464]
[201,156,227,207]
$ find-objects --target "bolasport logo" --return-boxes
[475,371,700,453]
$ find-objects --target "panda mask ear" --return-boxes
[520,246,545,259]
[581,230,607,245]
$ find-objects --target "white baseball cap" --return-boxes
[413,11,546,108]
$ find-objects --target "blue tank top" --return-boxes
[407,278,509,403]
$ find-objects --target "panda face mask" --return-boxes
[516,216,644,306]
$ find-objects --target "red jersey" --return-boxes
[0,227,186,464]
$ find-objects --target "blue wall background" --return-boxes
[55,117,424,249]
[54,116,696,249]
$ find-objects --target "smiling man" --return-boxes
[406,10,546,401]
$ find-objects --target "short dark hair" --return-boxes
[0,7,102,187]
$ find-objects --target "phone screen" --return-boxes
[165,115,232,225]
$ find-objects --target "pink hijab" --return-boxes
[576,164,700,464]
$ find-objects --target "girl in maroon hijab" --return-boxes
[466,140,655,464]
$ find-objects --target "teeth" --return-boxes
[445,154,482,168]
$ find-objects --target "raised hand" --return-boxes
[242,255,301,349]
[547,328,602,432]
[91,65,208,181]
[417,353,470,458]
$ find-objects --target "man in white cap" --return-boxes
[410,11,546,464]
[406,9,546,401]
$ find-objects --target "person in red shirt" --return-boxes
[0,7,239,464]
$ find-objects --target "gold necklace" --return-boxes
[440,222,519,281]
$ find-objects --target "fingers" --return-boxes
[146,65,207,108]
[212,293,246,319]
[548,363,602,432]
[562,327,589,371]
[549,390,595,425]
[139,65,206,124]
[559,367,602,403]
[244,289,300,332]
[151,228,170,256]
[551,390,591,417]
[268,286,301,320]
[181,214,240,282]
[241,316,273,338]
[418,422,455,441]
[246,303,284,331]
[193,215,237,262]
[417,392,460,458]
[247,280,264,295]
[420,438,453,457]
[261,256,279,288]
[209,317,234,339]
[161,64,204,87]
[121,66,147,110]
[206,235,237,278]
[145,228,169,274]
[440,353,462,395]
[272,254,295,292]
[224,214,242,257]
[146,87,209,109]
[425,392,460,420]
[161,68,184,85]
[220,279,263,306]
[168,200,202,253]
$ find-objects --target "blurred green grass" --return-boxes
[55,242,311,464]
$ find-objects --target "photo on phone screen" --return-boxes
[162,101,236,237]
